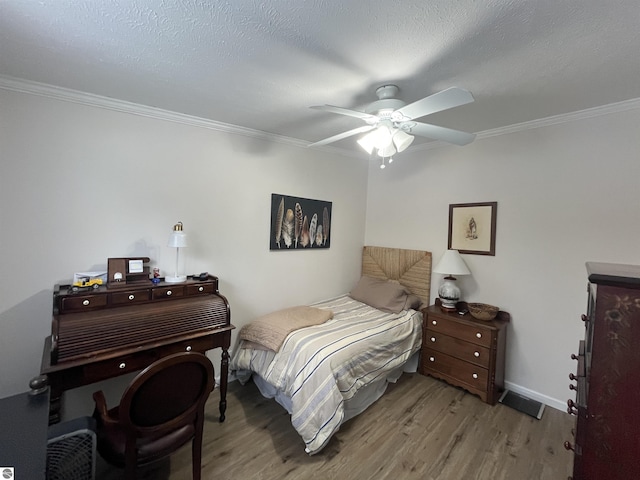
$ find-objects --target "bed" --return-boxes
[230,246,432,454]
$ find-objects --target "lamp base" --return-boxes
[164,275,187,283]
[438,276,460,312]
[438,301,458,312]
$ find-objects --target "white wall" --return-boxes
[0,87,369,415]
[3,84,639,415]
[365,106,640,409]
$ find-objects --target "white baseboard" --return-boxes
[503,381,567,413]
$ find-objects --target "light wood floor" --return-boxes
[96,373,575,479]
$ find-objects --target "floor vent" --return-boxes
[498,390,545,419]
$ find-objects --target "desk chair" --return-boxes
[92,352,214,480]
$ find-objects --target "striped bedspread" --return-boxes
[230,294,423,454]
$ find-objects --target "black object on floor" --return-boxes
[498,390,545,419]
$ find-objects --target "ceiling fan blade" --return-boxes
[310,105,377,121]
[408,122,476,146]
[308,125,375,147]
[394,87,475,121]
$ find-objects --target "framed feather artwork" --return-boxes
[270,194,332,250]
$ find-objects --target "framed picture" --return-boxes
[270,194,332,250]
[448,202,497,255]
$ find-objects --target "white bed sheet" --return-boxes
[230,294,423,454]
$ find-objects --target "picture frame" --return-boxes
[448,202,497,256]
[270,193,332,250]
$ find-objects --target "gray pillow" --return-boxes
[349,275,413,313]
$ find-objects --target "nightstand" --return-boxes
[419,301,510,404]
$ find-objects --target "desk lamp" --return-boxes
[165,221,187,283]
[433,249,471,311]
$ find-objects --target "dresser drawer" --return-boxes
[60,294,108,313]
[427,315,493,348]
[422,348,489,390]
[186,283,215,296]
[152,286,185,300]
[109,289,151,305]
[425,331,491,368]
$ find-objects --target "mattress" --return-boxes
[230,294,423,454]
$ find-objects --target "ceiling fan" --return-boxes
[308,85,476,158]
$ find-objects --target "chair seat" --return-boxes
[96,406,196,467]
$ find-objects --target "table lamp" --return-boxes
[433,249,471,311]
[165,221,187,283]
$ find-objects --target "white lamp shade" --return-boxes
[433,249,471,276]
[167,222,187,248]
[392,129,415,152]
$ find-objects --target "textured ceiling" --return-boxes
[1,0,639,156]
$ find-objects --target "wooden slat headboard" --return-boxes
[361,246,432,305]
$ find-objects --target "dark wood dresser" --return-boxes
[40,275,233,424]
[419,302,509,404]
[565,262,640,480]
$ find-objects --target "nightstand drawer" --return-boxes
[427,315,492,347]
[425,331,490,368]
[422,348,488,390]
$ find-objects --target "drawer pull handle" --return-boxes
[474,351,480,357]
[82,300,90,306]
[476,332,482,338]
[198,286,204,292]
[166,290,172,296]
[472,373,478,379]
[186,345,192,352]
[569,384,577,391]
[430,337,436,342]
[432,320,437,326]
[128,294,135,300]
[119,362,126,369]
[581,314,588,323]
[564,441,575,452]
[429,356,435,362]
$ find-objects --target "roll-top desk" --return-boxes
[39,275,234,424]
[565,262,640,479]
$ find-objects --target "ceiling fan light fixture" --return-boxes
[357,131,377,154]
[372,125,392,149]
[392,129,415,152]
[377,143,396,158]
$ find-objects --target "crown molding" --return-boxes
[2,74,639,157]
[0,75,309,150]
[414,96,640,152]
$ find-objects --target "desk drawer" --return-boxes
[422,348,489,391]
[186,283,216,296]
[83,351,159,382]
[109,289,151,305]
[60,294,108,313]
[152,286,185,300]
[425,331,490,368]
